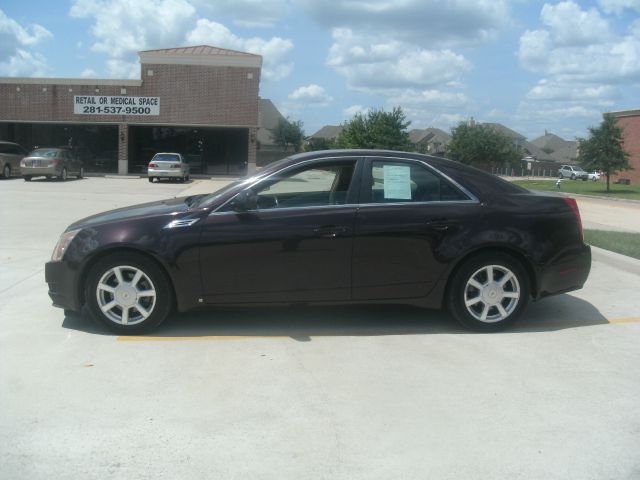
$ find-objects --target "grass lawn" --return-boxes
[584,229,640,260]
[513,179,640,201]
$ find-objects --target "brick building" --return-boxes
[0,45,262,175]
[611,110,640,185]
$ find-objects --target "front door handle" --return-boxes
[425,218,457,231]
[313,225,350,238]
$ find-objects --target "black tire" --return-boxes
[59,168,68,182]
[570,174,575,180]
[2,164,10,179]
[77,167,84,179]
[85,252,173,334]
[446,252,530,332]
[148,177,154,183]
[24,176,32,182]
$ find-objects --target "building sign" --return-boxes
[74,96,160,116]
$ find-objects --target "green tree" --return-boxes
[337,107,411,150]
[446,122,522,171]
[269,118,305,153]
[578,114,631,192]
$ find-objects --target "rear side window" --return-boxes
[368,160,469,203]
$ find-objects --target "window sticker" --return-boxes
[383,165,412,199]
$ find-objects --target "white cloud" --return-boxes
[526,80,617,104]
[288,84,333,106]
[186,19,294,81]
[0,9,52,75]
[301,0,510,49]
[597,0,640,14]
[69,1,294,80]
[190,0,290,27]
[540,1,611,46]
[0,49,48,76]
[388,89,471,109]
[70,0,197,58]
[517,2,640,133]
[70,0,199,77]
[81,68,98,78]
[343,105,369,119]
[327,28,471,93]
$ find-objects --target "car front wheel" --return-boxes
[85,252,173,334]
[446,252,530,332]
[2,164,10,179]
[59,168,67,182]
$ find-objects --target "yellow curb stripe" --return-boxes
[116,316,640,341]
[607,317,640,324]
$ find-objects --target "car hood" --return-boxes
[68,196,193,230]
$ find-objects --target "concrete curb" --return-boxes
[104,175,141,179]
[591,246,640,276]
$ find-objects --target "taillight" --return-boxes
[563,197,583,242]
[149,163,157,168]
[172,163,182,169]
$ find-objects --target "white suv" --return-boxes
[558,165,588,180]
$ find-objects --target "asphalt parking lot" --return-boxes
[1,176,639,480]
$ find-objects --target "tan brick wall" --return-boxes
[0,63,260,127]
[613,115,640,185]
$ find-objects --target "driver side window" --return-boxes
[251,161,356,210]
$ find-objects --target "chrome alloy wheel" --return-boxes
[464,265,521,323]
[96,265,157,325]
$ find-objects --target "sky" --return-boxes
[1,0,639,141]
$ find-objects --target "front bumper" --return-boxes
[45,260,82,311]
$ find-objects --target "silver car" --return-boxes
[558,164,588,180]
[147,153,190,183]
[0,141,28,179]
[21,147,84,181]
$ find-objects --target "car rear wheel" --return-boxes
[2,164,10,179]
[446,252,530,332]
[148,177,154,183]
[24,175,32,182]
[85,252,173,334]
[59,168,68,182]
[77,167,84,179]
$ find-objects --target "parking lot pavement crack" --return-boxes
[0,268,44,296]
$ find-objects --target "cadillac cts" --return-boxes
[45,150,591,334]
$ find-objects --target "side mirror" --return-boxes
[231,189,257,212]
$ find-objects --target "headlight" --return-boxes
[51,229,80,261]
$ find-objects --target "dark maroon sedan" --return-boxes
[45,150,591,334]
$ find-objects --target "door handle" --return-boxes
[313,225,350,238]
[425,218,456,231]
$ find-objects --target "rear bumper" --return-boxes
[148,169,186,178]
[45,260,82,311]
[22,166,62,177]
[537,244,591,299]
